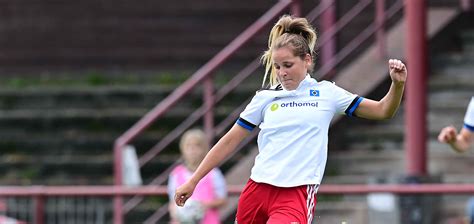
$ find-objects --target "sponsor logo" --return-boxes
[280,101,318,108]
[270,101,318,111]
[270,103,279,111]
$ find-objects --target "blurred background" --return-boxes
[0,0,473,223]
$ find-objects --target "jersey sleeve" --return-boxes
[211,169,228,199]
[464,97,474,131]
[237,92,267,131]
[330,82,363,116]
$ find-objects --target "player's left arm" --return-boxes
[354,59,407,120]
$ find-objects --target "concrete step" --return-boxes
[0,108,160,133]
[0,86,176,110]
[326,149,474,178]
[0,106,241,134]
[0,128,254,185]
[431,52,474,67]
[1,45,264,65]
[459,29,474,50]
[462,40,474,52]
[0,84,257,110]
[313,201,369,224]
[427,90,473,107]
[428,74,474,92]
[310,195,470,224]
[0,155,112,183]
[431,66,474,86]
[0,131,159,155]
[459,29,474,41]
[0,153,180,186]
[339,112,466,142]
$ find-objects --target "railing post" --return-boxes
[203,76,215,145]
[290,0,302,17]
[114,143,124,224]
[375,0,386,58]
[114,196,124,224]
[34,195,44,224]
[404,0,427,177]
[320,0,336,76]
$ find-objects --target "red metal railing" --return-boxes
[3,184,474,198]
[1,184,474,224]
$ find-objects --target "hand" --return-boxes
[438,126,458,144]
[174,180,196,207]
[388,59,407,85]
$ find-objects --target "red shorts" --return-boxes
[235,179,318,224]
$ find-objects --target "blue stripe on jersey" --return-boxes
[237,118,256,131]
[464,123,474,132]
[346,96,364,117]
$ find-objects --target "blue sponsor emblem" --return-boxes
[309,89,320,96]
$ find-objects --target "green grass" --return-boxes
[0,70,196,89]
[0,68,248,89]
[18,167,41,180]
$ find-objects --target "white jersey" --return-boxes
[237,75,362,187]
[464,97,474,132]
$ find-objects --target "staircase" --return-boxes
[323,14,474,223]
[0,85,163,185]
[0,81,261,185]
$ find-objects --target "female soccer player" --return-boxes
[174,15,407,224]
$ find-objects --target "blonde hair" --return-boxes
[179,129,208,151]
[261,15,317,88]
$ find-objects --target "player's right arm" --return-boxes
[438,126,473,153]
[354,59,406,120]
[175,124,250,206]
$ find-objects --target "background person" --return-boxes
[167,129,227,224]
[438,96,474,224]
[438,97,474,153]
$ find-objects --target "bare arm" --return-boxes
[355,59,407,120]
[175,124,250,206]
[438,126,473,153]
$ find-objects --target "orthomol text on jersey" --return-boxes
[270,101,319,111]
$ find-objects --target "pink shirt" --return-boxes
[168,165,227,224]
